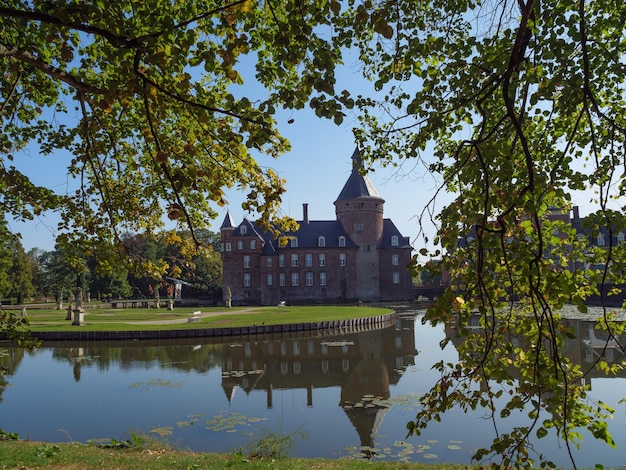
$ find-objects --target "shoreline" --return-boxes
[28,311,399,341]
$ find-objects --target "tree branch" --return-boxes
[0,42,105,95]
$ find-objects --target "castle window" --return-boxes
[318,236,326,247]
[339,253,347,266]
[267,274,273,286]
[339,236,346,247]
[391,235,399,247]
[279,272,285,286]
[305,253,313,267]
[320,272,327,286]
[237,240,243,250]
[319,253,326,267]
[291,254,299,267]
[240,225,247,235]
[225,242,231,251]
[597,233,605,247]
[354,223,364,232]
[243,273,251,287]
[618,232,625,245]
[291,237,299,248]
[393,272,400,284]
[363,244,371,252]
[266,257,272,268]
[392,254,399,266]
[306,272,313,286]
[250,239,256,249]
[279,254,285,267]
[243,255,250,268]
[291,273,299,286]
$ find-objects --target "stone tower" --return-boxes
[334,147,385,301]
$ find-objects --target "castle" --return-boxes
[220,148,414,306]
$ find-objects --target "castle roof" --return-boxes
[220,210,235,230]
[335,147,384,203]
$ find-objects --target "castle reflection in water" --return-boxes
[219,315,418,451]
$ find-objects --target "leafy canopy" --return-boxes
[3,0,626,467]
[329,0,626,468]
[0,0,350,270]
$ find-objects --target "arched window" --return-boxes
[240,225,247,235]
[391,235,399,247]
[291,237,298,247]
[597,233,605,247]
[338,236,346,247]
[318,236,326,247]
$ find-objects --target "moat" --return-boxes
[1,310,625,469]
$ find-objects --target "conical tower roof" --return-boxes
[220,210,235,230]
[335,147,383,203]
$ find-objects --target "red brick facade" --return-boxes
[220,148,414,305]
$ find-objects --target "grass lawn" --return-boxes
[0,440,475,470]
[16,304,395,332]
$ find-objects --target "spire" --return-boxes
[351,146,363,171]
[335,147,383,202]
[220,210,235,230]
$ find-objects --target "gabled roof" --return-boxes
[379,219,412,249]
[246,219,358,252]
[283,220,358,248]
[335,147,384,203]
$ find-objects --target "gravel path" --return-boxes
[130,307,265,325]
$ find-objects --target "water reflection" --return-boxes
[0,313,625,468]
[218,316,417,456]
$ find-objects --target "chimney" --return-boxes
[572,205,579,221]
[303,203,309,224]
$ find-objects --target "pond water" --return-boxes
[1,311,625,469]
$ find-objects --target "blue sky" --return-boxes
[10,89,610,258]
[11,104,444,256]
[7,46,611,258]
[9,45,447,256]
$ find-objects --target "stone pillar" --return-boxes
[72,309,85,326]
[72,288,85,326]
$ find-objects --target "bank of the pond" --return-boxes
[10,303,416,341]
[0,440,476,470]
[30,311,397,341]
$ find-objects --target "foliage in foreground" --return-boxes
[339,0,626,468]
[3,1,626,469]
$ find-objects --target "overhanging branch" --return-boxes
[0,42,105,96]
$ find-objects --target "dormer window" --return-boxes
[597,233,605,247]
[618,232,625,245]
[291,237,298,248]
[240,225,247,235]
[338,236,346,247]
[318,236,326,247]
[391,235,399,247]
